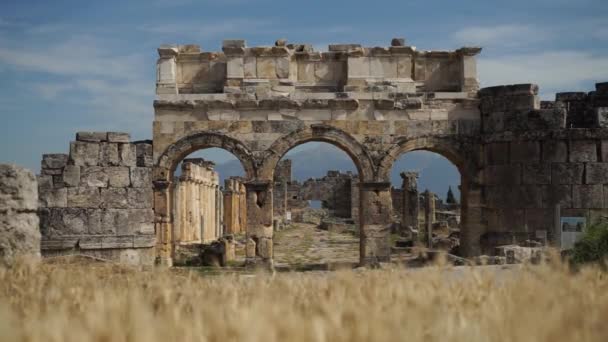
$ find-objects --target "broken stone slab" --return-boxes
[222,39,246,49]
[0,164,38,211]
[328,44,362,52]
[42,154,68,169]
[478,84,539,97]
[107,132,130,143]
[76,132,107,142]
[391,38,406,46]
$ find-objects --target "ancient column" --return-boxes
[154,180,173,266]
[245,180,274,264]
[359,182,392,264]
[400,172,419,234]
[424,190,435,248]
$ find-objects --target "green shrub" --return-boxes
[570,220,608,265]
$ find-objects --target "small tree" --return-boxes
[446,186,457,204]
[570,220,608,266]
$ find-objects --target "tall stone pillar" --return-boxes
[424,190,435,248]
[156,46,178,95]
[154,180,173,266]
[400,172,419,233]
[457,47,482,93]
[359,182,392,264]
[245,180,273,264]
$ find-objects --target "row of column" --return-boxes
[156,177,483,266]
[173,161,222,244]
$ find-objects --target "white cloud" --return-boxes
[452,24,551,47]
[138,18,273,38]
[479,50,608,99]
[0,31,152,127]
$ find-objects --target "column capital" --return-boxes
[244,179,272,191]
[153,180,172,191]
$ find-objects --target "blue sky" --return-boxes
[1,0,607,172]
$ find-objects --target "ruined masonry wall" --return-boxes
[38,132,155,266]
[0,164,40,266]
[480,83,608,253]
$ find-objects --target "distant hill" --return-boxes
[212,143,460,200]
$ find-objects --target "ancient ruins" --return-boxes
[0,36,600,267]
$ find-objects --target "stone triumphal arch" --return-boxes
[37,37,608,266]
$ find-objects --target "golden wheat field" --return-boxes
[1,259,607,342]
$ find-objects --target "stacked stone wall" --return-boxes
[0,164,40,266]
[480,83,608,253]
[38,132,155,266]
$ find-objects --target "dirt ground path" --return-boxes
[272,222,360,267]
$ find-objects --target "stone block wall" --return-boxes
[38,132,155,266]
[480,82,608,253]
[0,164,40,266]
[173,159,222,243]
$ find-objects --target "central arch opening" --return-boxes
[170,147,248,266]
[271,141,362,269]
[388,149,463,263]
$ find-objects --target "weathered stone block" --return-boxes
[569,140,597,162]
[62,165,80,187]
[585,163,608,184]
[131,168,152,189]
[484,143,508,165]
[70,142,100,166]
[0,164,38,212]
[76,132,107,142]
[135,142,154,167]
[38,175,53,193]
[80,166,108,187]
[516,185,543,208]
[523,164,551,185]
[510,141,540,163]
[107,132,130,143]
[484,165,521,185]
[543,141,567,162]
[552,163,583,184]
[39,188,67,208]
[67,187,101,208]
[119,143,137,167]
[100,209,128,235]
[542,185,572,208]
[99,143,120,166]
[0,164,40,265]
[42,154,68,169]
[573,184,603,208]
[127,188,153,209]
[101,188,129,209]
[128,209,155,235]
[106,167,131,187]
